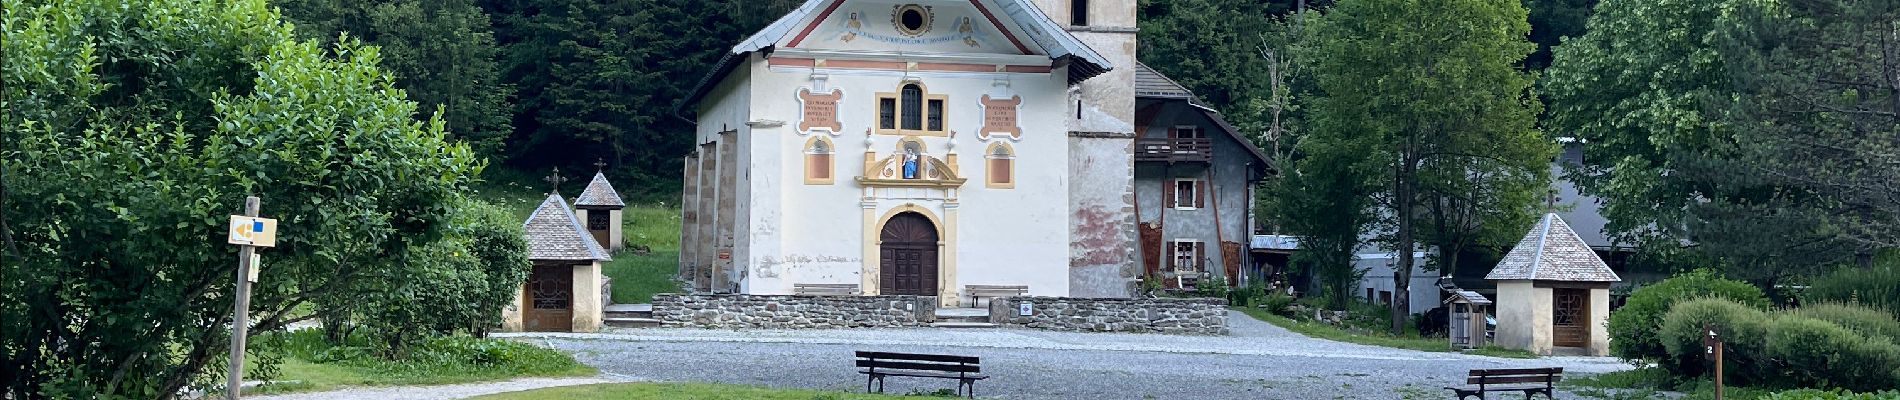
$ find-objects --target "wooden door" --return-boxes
[879,212,939,296]
[1553,288,1589,347]
[524,264,573,332]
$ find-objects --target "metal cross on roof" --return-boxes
[544,167,567,193]
[594,158,607,171]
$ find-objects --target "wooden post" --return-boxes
[225,196,259,399]
[1704,323,1724,400]
[1715,340,1725,400]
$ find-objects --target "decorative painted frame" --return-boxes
[796,87,844,135]
[977,94,1023,141]
[984,142,1014,189]
[804,136,836,185]
[874,81,950,137]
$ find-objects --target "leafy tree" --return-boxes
[1,0,504,397]
[275,0,517,160]
[1544,0,1869,283]
[1302,0,1550,333]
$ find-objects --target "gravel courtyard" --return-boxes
[498,311,1632,399]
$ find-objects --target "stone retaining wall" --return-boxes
[651,294,937,329]
[987,296,1228,335]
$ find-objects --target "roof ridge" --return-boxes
[1526,213,1553,280]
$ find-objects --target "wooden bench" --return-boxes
[1445,367,1562,400]
[964,285,1028,307]
[855,351,988,398]
[793,283,859,296]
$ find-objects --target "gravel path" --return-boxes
[246,376,623,400]
[497,310,1631,399]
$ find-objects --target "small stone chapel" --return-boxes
[574,163,627,251]
[502,170,613,332]
[1486,213,1622,356]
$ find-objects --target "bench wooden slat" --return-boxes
[856,360,982,373]
[1467,375,1561,385]
[858,370,990,380]
[856,351,981,364]
[1471,367,1562,376]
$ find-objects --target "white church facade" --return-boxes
[677,0,1150,307]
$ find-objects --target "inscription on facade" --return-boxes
[798,88,844,134]
[978,94,1022,140]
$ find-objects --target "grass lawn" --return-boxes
[1563,368,1776,400]
[468,382,935,399]
[478,168,683,304]
[1232,306,1538,359]
[244,330,597,395]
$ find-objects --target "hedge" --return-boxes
[1809,265,1900,321]
[1611,270,1770,363]
[1659,298,1900,392]
[1794,302,1900,340]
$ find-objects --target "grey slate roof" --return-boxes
[1445,290,1493,305]
[1135,63,1196,100]
[574,172,625,208]
[523,193,611,262]
[677,0,1116,115]
[1485,213,1620,282]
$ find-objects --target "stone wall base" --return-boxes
[652,294,937,329]
[988,296,1228,335]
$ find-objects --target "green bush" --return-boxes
[1808,264,1900,320]
[1795,302,1900,340]
[1760,316,1900,392]
[1262,292,1297,317]
[1766,389,1900,400]
[1659,298,1900,392]
[1612,270,1770,363]
[1658,298,1772,384]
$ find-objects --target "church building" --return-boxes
[676,0,1185,307]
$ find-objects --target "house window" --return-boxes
[1172,179,1206,210]
[875,83,949,136]
[1169,240,1203,272]
[587,211,609,231]
[805,137,834,184]
[1171,126,1206,139]
[1071,0,1088,26]
[986,142,1014,188]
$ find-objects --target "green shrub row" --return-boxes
[1609,270,1772,363]
[1808,264,1900,320]
[1658,298,1900,392]
[1766,389,1900,400]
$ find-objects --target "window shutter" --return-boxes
[1165,241,1176,269]
[1195,180,1207,208]
[1167,127,1178,139]
[1194,243,1206,271]
[1165,182,1177,208]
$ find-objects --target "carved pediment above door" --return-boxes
[857,153,966,189]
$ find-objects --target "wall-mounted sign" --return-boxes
[798,88,844,134]
[227,216,278,247]
[978,95,1022,140]
[1018,301,1033,316]
[717,249,732,260]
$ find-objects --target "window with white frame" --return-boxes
[1169,240,1203,272]
[1172,179,1205,210]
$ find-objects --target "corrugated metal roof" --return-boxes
[574,172,625,207]
[677,0,1116,115]
[1485,213,1620,282]
[522,194,611,262]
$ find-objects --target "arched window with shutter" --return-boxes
[874,82,949,136]
[804,136,834,185]
[986,142,1014,189]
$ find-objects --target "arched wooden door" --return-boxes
[880,212,939,296]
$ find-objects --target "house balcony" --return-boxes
[1135,138,1213,163]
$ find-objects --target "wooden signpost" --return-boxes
[1703,323,1725,400]
[225,197,276,399]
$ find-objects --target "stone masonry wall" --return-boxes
[988,297,1228,335]
[652,294,937,329]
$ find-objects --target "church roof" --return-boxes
[1485,213,1620,282]
[574,172,625,207]
[677,0,1116,115]
[523,193,611,262]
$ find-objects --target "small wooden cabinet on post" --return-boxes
[1445,290,1492,350]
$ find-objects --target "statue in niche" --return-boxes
[902,142,921,179]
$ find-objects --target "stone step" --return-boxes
[604,303,653,319]
[929,322,999,329]
[604,317,662,328]
[934,314,991,323]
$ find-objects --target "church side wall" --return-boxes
[694,57,753,293]
[1054,0,1140,298]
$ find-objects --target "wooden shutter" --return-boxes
[1195,180,1207,208]
[1194,243,1206,271]
[1167,127,1178,139]
[1165,181,1177,208]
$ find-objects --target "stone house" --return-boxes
[1131,63,1273,290]
[1486,213,1621,356]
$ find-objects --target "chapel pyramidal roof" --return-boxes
[523,193,611,261]
[1485,213,1620,282]
[574,171,625,207]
